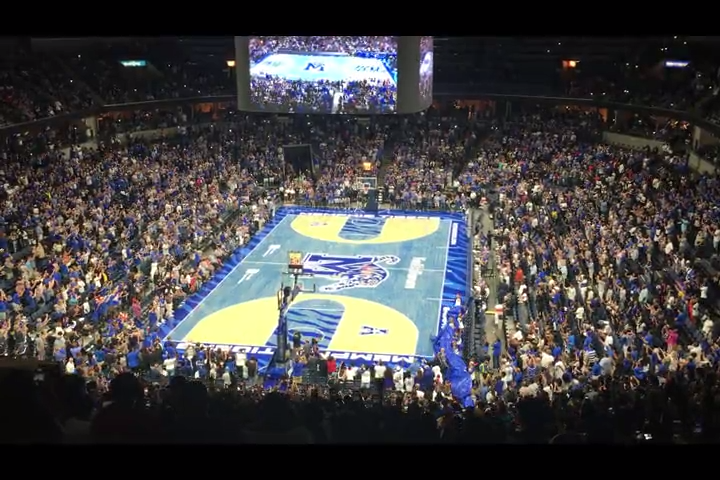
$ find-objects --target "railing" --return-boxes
[3,87,720,138]
[463,210,477,362]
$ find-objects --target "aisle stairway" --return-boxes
[375,133,398,208]
[376,135,397,187]
[473,208,511,357]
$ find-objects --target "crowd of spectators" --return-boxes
[563,60,720,141]
[382,109,480,210]
[565,62,715,110]
[696,143,720,169]
[0,52,97,126]
[248,36,397,63]
[250,78,396,114]
[607,113,693,145]
[3,106,720,443]
[64,52,180,105]
[0,110,472,443]
[3,40,720,133]
[453,108,720,443]
[3,44,720,443]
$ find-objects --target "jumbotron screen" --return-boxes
[419,36,433,107]
[247,36,398,114]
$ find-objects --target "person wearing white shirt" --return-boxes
[222,369,232,388]
[236,349,247,367]
[393,367,404,391]
[599,356,613,376]
[404,375,414,393]
[65,358,75,374]
[512,329,523,342]
[374,363,386,381]
[543,384,553,401]
[431,365,443,385]
[345,365,357,383]
[540,349,554,369]
[163,356,177,377]
[664,241,674,255]
[150,260,158,281]
[236,349,247,378]
[703,317,714,337]
[502,361,514,386]
[361,367,371,388]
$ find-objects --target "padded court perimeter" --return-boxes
[165,207,469,369]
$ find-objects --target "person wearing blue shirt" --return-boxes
[492,339,502,369]
[480,384,489,401]
[480,342,489,359]
[127,348,140,370]
[70,345,82,359]
[54,347,67,362]
[94,349,106,363]
[225,358,236,373]
[421,365,434,391]
[552,345,562,359]
[494,378,504,397]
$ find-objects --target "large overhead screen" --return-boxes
[235,36,432,114]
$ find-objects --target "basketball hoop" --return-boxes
[288,251,304,275]
[357,176,377,198]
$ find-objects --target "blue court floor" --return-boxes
[163,208,470,368]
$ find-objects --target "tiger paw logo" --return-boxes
[302,253,400,292]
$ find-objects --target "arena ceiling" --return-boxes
[433,36,709,87]
[25,36,714,90]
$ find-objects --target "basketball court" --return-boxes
[161,206,470,372]
[250,53,397,85]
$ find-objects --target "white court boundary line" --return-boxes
[241,260,445,273]
[434,222,453,336]
[163,214,291,342]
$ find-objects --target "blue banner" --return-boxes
[434,214,474,407]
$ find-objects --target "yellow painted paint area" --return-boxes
[321,294,418,355]
[182,293,419,356]
[291,214,440,244]
[183,296,279,346]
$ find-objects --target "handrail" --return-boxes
[2,87,720,137]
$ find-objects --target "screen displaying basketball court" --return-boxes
[161,207,470,372]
